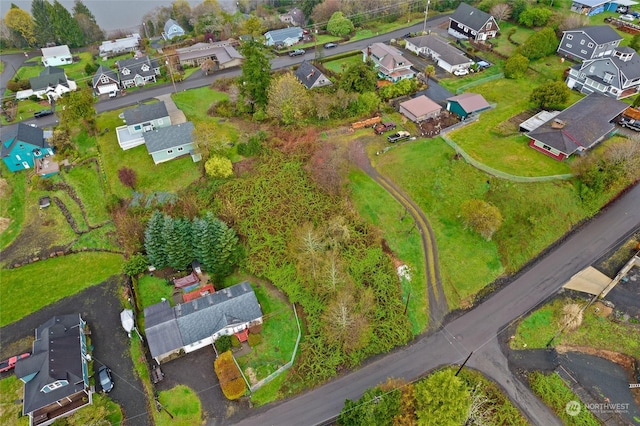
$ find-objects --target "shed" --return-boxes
[173,271,200,289]
[446,93,491,119]
[399,95,442,123]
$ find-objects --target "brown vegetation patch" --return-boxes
[271,126,319,156]
[592,301,613,318]
[0,178,8,198]
[233,158,256,176]
[417,110,460,137]
[0,217,10,234]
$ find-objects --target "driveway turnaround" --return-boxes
[230,184,640,426]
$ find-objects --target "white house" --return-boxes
[405,34,473,74]
[99,34,141,58]
[163,19,185,40]
[264,27,303,47]
[41,45,72,67]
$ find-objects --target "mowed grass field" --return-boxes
[374,138,593,308]
[0,252,123,327]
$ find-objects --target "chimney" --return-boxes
[551,119,566,129]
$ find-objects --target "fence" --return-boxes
[455,73,504,94]
[439,132,573,182]
[239,304,302,393]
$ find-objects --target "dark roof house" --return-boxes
[294,61,332,89]
[144,281,263,363]
[279,7,305,26]
[123,102,169,125]
[117,55,160,88]
[527,92,627,160]
[557,26,623,61]
[92,65,120,95]
[28,67,76,101]
[2,123,55,174]
[448,3,499,41]
[14,314,92,426]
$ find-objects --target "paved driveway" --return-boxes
[0,278,150,426]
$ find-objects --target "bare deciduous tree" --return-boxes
[558,13,590,32]
[490,3,512,23]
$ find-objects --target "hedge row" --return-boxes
[214,351,247,400]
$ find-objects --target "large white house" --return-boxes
[41,45,72,67]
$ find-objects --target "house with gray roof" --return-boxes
[405,34,473,73]
[176,42,244,69]
[527,92,627,160]
[294,61,332,89]
[99,33,141,58]
[144,121,198,164]
[557,26,623,61]
[569,0,611,16]
[566,46,640,99]
[28,67,77,102]
[15,314,92,426]
[264,27,303,47]
[116,101,171,150]
[448,3,499,41]
[116,55,160,88]
[144,282,263,363]
[163,18,185,40]
[92,65,120,95]
[363,42,415,82]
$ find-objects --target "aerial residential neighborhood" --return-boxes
[1,0,639,426]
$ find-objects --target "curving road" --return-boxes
[230,184,640,426]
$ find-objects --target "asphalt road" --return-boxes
[231,185,640,426]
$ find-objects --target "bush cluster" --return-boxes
[213,351,247,400]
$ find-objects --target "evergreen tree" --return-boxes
[212,222,240,279]
[73,0,104,44]
[239,40,272,112]
[31,0,55,47]
[144,211,167,268]
[192,213,240,278]
[163,215,193,270]
[51,0,84,47]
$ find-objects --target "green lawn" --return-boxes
[322,54,362,74]
[512,297,640,359]
[491,21,535,57]
[64,162,110,224]
[348,169,427,334]
[0,169,27,250]
[156,385,202,426]
[137,274,174,308]
[529,372,601,426]
[0,252,123,326]
[374,137,606,307]
[171,87,229,122]
[446,74,579,177]
[96,107,201,199]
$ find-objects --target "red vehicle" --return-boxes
[374,122,396,135]
[0,352,30,373]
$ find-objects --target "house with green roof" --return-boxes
[1,123,57,175]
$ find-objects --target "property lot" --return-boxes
[0,278,150,426]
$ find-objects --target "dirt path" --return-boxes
[349,140,448,330]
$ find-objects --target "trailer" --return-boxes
[0,352,30,373]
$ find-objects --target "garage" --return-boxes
[98,83,118,95]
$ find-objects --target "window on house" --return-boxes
[588,42,594,48]
[134,124,141,131]
[603,72,614,83]
[580,39,585,45]
[15,155,21,161]
[100,76,110,83]
[122,69,130,75]
[177,147,183,151]
[167,149,173,154]
[486,22,491,29]
[542,145,552,152]
[566,34,573,40]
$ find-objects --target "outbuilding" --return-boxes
[446,93,491,119]
[399,95,442,123]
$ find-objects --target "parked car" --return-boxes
[98,365,114,392]
[324,43,338,49]
[453,68,469,76]
[619,14,636,21]
[0,353,30,373]
[108,90,117,98]
[288,49,305,57]
[33,109,53,118]
[619,116,640,131]
[374,122,396,135]
[387,131,411,143]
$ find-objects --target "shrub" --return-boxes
[7,79,30,92]
[230,335,241,347]
[248,322,262,334]
[247,333,262,347]
[214,351,247,400]
[215,335,231,353]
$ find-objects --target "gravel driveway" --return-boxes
[0,277,151,426]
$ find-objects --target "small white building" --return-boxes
[99,34,141,58]
[41,45,72,67]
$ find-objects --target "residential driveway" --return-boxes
[0,277,151,426]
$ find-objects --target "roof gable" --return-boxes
[123,101,169,124]
[294,61,331,89]
[117,56,159,79]
[400,95,441,117]
[30,67,68,91]
[2,123,48,157]
[450,3,494,31]
[564,26,623,45]
[92,65,119,86]
[447,93,490,113]
[144,121,195,153]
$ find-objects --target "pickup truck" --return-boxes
[620,117,640,131]
[374,122,396,135]
[0,352,30,373]
[387,131,410,143]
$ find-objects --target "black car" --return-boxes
[33,109,53,118]
[98,365,114,392]
[324,43,338,49]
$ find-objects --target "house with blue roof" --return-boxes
[163,19,185,40]
[144,281,263,363]
[2,123,57,175]
[264,27,303,47]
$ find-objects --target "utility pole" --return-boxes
[165,56,177,93]
[422,0,431,34]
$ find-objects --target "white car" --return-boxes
[453,68,469,76]
[619,14,635,21]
